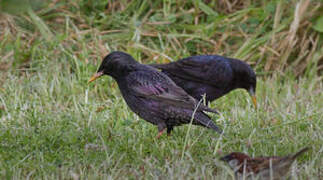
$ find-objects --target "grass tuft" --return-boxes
[0,0,322,179]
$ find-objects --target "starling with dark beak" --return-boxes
[88,51,222,138]
[151,55,257,108]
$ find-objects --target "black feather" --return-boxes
[151,55,256,103]
[92,51,223,136]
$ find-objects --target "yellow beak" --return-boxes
[88,71,103,83]
[251,95,257,109]
[248,88,257,109]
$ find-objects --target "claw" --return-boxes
[156,129,166,139]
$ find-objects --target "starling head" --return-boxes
[230,59,257,108]
[88,51,137,83]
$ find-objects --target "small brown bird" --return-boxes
[220,147,309,180]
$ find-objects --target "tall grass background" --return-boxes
[0,0,322,179]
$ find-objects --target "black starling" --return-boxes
[88,51,222,138]
[151,55,257,108]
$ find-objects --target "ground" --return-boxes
[0,0,322,179]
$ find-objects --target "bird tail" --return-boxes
[196,112,223,134]
[291,147,309,160]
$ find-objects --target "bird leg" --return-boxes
[156,123,167,139]
[156,129,165,139]
[167,126,174,136]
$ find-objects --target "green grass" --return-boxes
[0,0,322,179]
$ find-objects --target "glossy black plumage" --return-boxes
[150,55,257,105]
[89,51,222,137]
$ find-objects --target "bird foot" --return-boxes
[156,129,166,139]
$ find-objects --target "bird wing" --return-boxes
[127,69,218,113]
[151,56,233,87]
[249,157,281,173]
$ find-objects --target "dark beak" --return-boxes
[248,88,257,109]
[88,71,104,83]
[220,156,229,162]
